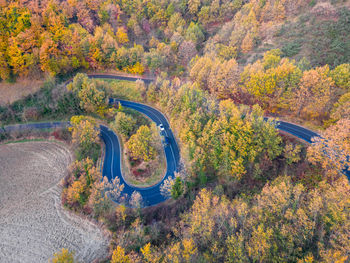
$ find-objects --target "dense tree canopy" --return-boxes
[308,119,350,179]
[190,48,349,125]
[177,176,350,262]
[112,176,350,262]
[150,78,283,183]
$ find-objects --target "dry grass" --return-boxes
[0,141,109,263]
[0,79,44,105]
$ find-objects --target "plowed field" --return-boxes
[0,141,108,263]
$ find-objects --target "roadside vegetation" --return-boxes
[0,77,83,125]
[0,126,72,145]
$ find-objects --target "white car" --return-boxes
[158,124,165,132]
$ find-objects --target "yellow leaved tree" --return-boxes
[111,246,131,263]
[51,248,75,263]
[126,125,155,162]
[116,27,129,45]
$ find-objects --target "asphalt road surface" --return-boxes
[2,74,348,206]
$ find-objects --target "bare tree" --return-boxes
[160,176,175,198]
[129,191,143,208]
[103,176,124,201]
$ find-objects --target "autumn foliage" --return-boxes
[67,73,108,115]
[308,119,350,180]
[126,125,156,162]
[190,49,350,125]
[7,0,346,261]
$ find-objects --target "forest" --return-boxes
[0,0,349,262]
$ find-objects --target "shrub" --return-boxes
[282,41,302,57]
[171,177,184,200]
[23,107,39,121]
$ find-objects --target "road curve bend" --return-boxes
[1,74,348,207]
[100,99,180,206]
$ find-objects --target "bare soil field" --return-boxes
[0,141,109,263]
[0,79,43,105]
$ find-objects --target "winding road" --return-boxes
[1,74,348,206]
[100,99,180,206]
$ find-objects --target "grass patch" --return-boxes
[282,40,302,57]
[103,79,143,101]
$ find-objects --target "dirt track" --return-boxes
[0,141,108,263]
